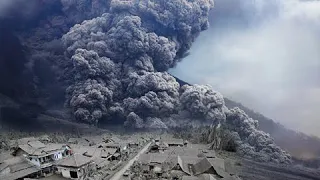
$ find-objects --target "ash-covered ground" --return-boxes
[0,0,319,175]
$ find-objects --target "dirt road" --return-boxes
[109,142,151,180]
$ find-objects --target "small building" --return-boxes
[68,138,92,146]
[82,136,104,146]
[103,142,127,152]
[102,136,122,143]
[139,153,169,175]
[127,141,139,148]
[148,142,168,153]
[12,141,72,175]
[164,139,184,147]
[149,143,160,153]
[82,146,119,161]
[109,153,121,161]
[154,137,160,143]
[94,158,110,170]
[198,150,216,159]
[56,154,94,179]
[0,156,41,180]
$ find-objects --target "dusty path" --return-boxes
[109,142,151,180]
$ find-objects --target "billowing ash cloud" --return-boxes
[180,84,226,121]
[225,108,291,164]
[57,0,291,163]
[170,0,320,137]
[61,0,214,126]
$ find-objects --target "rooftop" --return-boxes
[17,142,68,156]
[9,137,38,147]
[0,152,14,164]
[0,156,40,180]
[56,154,93,168]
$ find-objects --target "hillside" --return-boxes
[174,75,320,161]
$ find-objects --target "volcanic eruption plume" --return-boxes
[0,0,292,164]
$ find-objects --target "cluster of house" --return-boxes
[0,134,148,180]
[134,137,241,180]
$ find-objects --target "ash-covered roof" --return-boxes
[57,154,93,168]
[83,147,117,158]
[17,142,68,156]
[162,138,184,145]
[9,137,38,147]
[0,156,40,180]
[0,152,14,164]
[193,157,228,177]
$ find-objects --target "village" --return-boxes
[0,133,241,180]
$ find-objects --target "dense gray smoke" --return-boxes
[0,0,292,163]
[58,0,291,163]
[180,84,226,122]
[224,108,292,164]
[62,0,213,126]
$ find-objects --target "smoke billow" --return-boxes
[61,0,214,126]
[224,108,291,164]
[170,0,320,137]
[0,0,293,163]
[57,0,292,163]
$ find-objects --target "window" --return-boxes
[70,171,78,178]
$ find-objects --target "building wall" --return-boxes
[61,169,71,179]
[58,167,85,180]
[15,149,26,156]
[28,157,41,167]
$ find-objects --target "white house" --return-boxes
[13,141,72,175]
[56,154,94,179]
